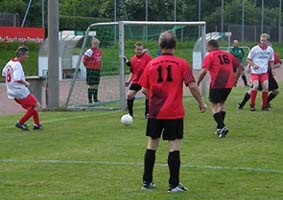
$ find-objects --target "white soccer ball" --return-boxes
[121,114,133,126]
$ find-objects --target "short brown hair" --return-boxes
[207,39,219,49]
[159,31,176,49]
[135,42,143,47]
[16,46,29,57]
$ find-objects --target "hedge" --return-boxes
[59,15,111,31]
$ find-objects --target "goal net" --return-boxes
[65,21,206,110]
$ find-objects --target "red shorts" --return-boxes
[15,94,38,109]
[250,73,268,82]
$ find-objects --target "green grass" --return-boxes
[1,86,283,199]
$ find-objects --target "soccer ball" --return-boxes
[121,114,133,126]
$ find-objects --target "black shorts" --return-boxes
[129,83,142,91]
[257,77,279,91]
[209,88,232,104]
[86,69,101,86]
[146,118,183,140]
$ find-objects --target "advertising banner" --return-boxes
[0,26,45,43]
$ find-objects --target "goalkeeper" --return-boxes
[124,42,152,118]
[82,38,102,103]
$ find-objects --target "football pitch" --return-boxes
[0,87,283,200]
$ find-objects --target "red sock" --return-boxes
[262,91,268,108]
[19,108,34,124]
[250,90,257,106]
[33,109,40,125]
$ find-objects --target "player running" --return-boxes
[197,39,242,138]
[246,33,274,111]
[238,51,281,109]
[2,46,42,131]
[82,38,102,103]
[124,42,152,118]
[139,31,207,192]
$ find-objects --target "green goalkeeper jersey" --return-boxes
[229,47,245,62]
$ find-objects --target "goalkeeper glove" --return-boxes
[123,56,131,67]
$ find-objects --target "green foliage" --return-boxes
[0,0,26,14]
[59,0,110,18]
[0,42,40,82]
[59,15,111,31]
[1,0,283,34]
[0,87,283,199]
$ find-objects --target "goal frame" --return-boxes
[65,21,207,110]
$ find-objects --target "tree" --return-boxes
[59,0,104,18]
[0,0,26,14]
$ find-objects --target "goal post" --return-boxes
[65,22,119,110]
[65,21,207,110]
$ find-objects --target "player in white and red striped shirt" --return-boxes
[2,46,42,131]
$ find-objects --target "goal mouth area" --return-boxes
[65,21,207,111]
[66,100,121,111]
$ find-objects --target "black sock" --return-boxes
[168,151,180,187]
[242,75,248,86]
[143,149,156,183]
[268,93,277,103]
[220,111,226,121]
[127,99,134,116]
[88,88,92,103]
[93,89,98,101]
[213,112,224,129]
[239,92,251,107]
[145,99,149,116]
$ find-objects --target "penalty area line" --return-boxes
[0,159,283,175]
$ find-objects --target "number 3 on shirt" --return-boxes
[157,65,173,83]
[218,54,230,65]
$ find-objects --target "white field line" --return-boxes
[0,159,283,175]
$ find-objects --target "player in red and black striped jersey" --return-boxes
[139,31,207,192]
[125,42,152,117]
[197,39,242,138]
[238,51,281,109]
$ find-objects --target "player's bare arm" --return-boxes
[187,82,207,113]
[141,87,149,98]
[125,73,133,86]
[197,68,208,86]
[247,58,259,69]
